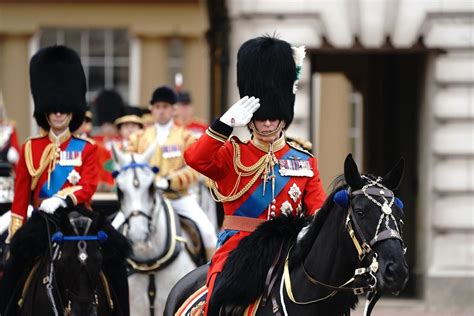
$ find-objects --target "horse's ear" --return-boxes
[382,158,405,190]
[136,141,158,164]
[344,154,364,190]
[111,143,126,166]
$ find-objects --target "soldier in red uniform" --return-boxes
[92,89,125,191]
[184,36,326,315]
[0,46,129,315]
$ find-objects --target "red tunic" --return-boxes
[184,120,326,311]
[185,120,207,138]
[92,135,120,190]
[11,131,98,222]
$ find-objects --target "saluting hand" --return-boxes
[220,96,260,127]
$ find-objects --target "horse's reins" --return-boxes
[283,177,406,314]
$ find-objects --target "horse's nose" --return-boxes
[382,261,409,289]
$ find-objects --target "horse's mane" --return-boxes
[213,215,308,308]
[290,175,347,265]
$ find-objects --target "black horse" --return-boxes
[0,207,130,316]
[165,154,409,316]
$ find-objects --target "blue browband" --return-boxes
[112,162,159,178]
[52,231,108,243]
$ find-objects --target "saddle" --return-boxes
[179,216,206,266]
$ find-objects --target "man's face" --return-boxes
[151,101,174,125]
[175,102,193,122]
[253,119,282,143]
[47,112,72,132]
[119,122,142,139]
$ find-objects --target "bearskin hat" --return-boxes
[94,89,125,126]
[149,86,177,105]
[237,36,296,128]
[30,45,86,132]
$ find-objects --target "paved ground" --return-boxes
[352,298,473,316]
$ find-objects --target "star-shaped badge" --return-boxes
[67,169,81,185]
[288,183,301,202]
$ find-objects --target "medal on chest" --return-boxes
[59,150,82,166]
[278,156,313,177]
[162,145,182,159]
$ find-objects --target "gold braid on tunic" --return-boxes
[25,141,58,190]
[209,137,282,203]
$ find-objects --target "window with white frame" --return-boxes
[39,28,130,104]
[168,38,184,88]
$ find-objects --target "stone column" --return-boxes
[424,22,474,311]
[0,34,32,142]
[183,36,210,123]
[137,36,168,106]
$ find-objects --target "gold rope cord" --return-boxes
[209,138,276,202]
[25,141,58,190]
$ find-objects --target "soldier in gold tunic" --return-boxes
[128,86,217,260]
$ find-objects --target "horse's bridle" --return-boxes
[283,177,407,309]
[115,156,162,241]
[346,176,405,265]
[116,158,185,271]
[43,216,112,316]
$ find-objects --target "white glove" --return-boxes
[39,196,67,214]
[155,177,169,190]
[219,96,260,127]
[7,147,19,164]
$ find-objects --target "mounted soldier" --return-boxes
[0,45,129,316]
[126,86,218,261]
[0,92,20,209]
[183,35,327,315]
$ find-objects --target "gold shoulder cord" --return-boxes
[209,138,275,202]
[25,141,58,190]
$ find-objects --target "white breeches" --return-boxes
[170,195,218,249]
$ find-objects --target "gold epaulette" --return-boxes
[73,134,95,145]
[286,136,313,157]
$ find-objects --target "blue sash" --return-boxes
[39,138,86,198]
[233,148,306,218]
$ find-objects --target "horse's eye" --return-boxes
[355,209,364,217]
